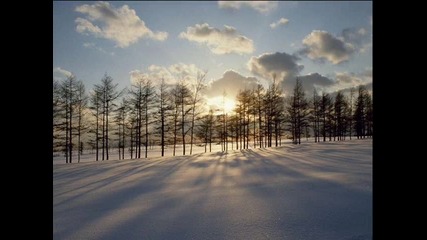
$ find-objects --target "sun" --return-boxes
[223,98,236,113]
[207,96,236,114]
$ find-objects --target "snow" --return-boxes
[53,139,372,240]
[53,141,295,164]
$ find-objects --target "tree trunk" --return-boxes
[161,112,165,157]
[181,100,186,155]
[145,96,148,159]
[190,107,195,155]
[69,101,73,163]
[95,108,99,161]
[106,100,109,160]
[102,93,105,160]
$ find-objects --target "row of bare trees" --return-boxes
[53,75,87,163]
[197,77,372,150]
[53,72,209,163]
[53,73,372,163]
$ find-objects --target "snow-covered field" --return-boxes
[53,139,372,240]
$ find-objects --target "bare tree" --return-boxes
[60,75,79,163]
[53,78,64,152]
[189,71,207,155]
[197,110,214,153]
[287,78,309,144]
[127,111,137,159]
[155,78,172,157]
[235,89,251,149]
[264,78,282,148]
[95,74,122,160]
[170,86,180,156]
[175,79,193,155]
[311,88,321,143]
[128,76,150,158]
[334,91,347,141]
[142,78,156,158]
[365,91,373,138]
[253,84,265,148]
[354,85,372,139]
[115,97,127,160]
[348,87,355,140]
[227,113,238,150]
[249,89,257,148]
[320,92,333,142]
[89,87,102,161]
[75,81,88,163]
[269,76,284,147]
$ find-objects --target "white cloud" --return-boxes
[330,69,372,92]
[75,18,102,35]
[341,27,371,54]
[341,28,367,47]
[329,82,372,97]
[336,72,362,84]
[280,70,372,95]
[293,73,335,94]
[75,1,168,48]
[300,30,355,64]
[168,63,202,79]
[270,18,289,29]
[130,63,204,86]
[179,23,254,55]
[218,1,278,13]
[129,70,149,85]
[83,42,95,48]
[247,52,303,82]
[205,70,259,98]
[83,42,115,55]
[53,67,72,80]
[300,27,372,64]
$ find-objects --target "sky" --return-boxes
[53,1,372,110]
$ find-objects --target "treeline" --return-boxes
[53,73,372,163]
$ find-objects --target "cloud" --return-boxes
[300,30,355,64]
[341,27,370,52]
[330,82,372,97]
[179,23,254,55]
[130,63,204,86]
[205,70,259,98]
[289,73,335,94]
[75,1,168,48]
[328,69,372,93]
[336,69,371,85]
[247,52,303,82]
[218,1,278,13]
[283,70,372,96]
[361,68,372,78]
[168,63,202,78]
[53,67,72,80]
[335,72,363,85]
[83,42,95,48]
[270,18,289,29]
[83,42,115,55]
[341,27,371,54]
[300,27,372,64]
